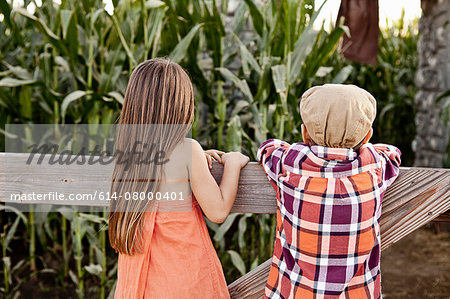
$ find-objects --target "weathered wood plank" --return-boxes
[0,153,278,210]
[0,153,115,206]
[228,259,271,299]
[432,210,450,221]
[0,154,448,220]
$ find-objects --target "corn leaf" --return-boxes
[332,65,353,84]
[227,250,246,275]
[0,78,37,87]
[169,24,202,64]
[61,90,89,118]
[244,0,265,36]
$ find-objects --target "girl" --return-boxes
[109,58,249,298]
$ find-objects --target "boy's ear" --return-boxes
[362,128,373,144]
[301,124,313,145]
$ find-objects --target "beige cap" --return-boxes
[299,84,376,148]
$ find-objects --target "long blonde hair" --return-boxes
[109,58,194,255]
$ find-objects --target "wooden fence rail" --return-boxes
[0,153,449,298]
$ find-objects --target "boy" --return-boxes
[257,84,401,298]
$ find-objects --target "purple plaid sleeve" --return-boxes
[373,144,401,188]
[257,139,291,183]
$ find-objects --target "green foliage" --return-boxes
[321,16,419,166]
[355,22,418,167]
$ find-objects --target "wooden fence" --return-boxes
[0,153,449,298]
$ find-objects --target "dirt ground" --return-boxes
[381,226,450,298]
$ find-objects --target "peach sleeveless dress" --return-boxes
[114,195,230,299]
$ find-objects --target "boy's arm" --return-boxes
[373,144,402,188]
[257,139,290,184]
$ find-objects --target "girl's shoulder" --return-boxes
[182,137,202,150]
[168,138,202,167]
[179,138,204,157]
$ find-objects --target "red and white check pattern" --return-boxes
[257,139,401,299]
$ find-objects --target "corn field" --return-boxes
[0,0,419,297]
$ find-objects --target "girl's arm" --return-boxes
[189,139,249,223]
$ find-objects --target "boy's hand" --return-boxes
[204,149,225,168]
[221,152,250,169]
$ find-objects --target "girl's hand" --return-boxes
[190,140,249,223]
[221,152,250,168]
[204,149,225,168]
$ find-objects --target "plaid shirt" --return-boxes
[257,139,401,299]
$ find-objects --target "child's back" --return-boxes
[115,139,229,298]
[109,59,249,299]
[258,84,401,298]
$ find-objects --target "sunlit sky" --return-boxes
[314,0,422,28]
